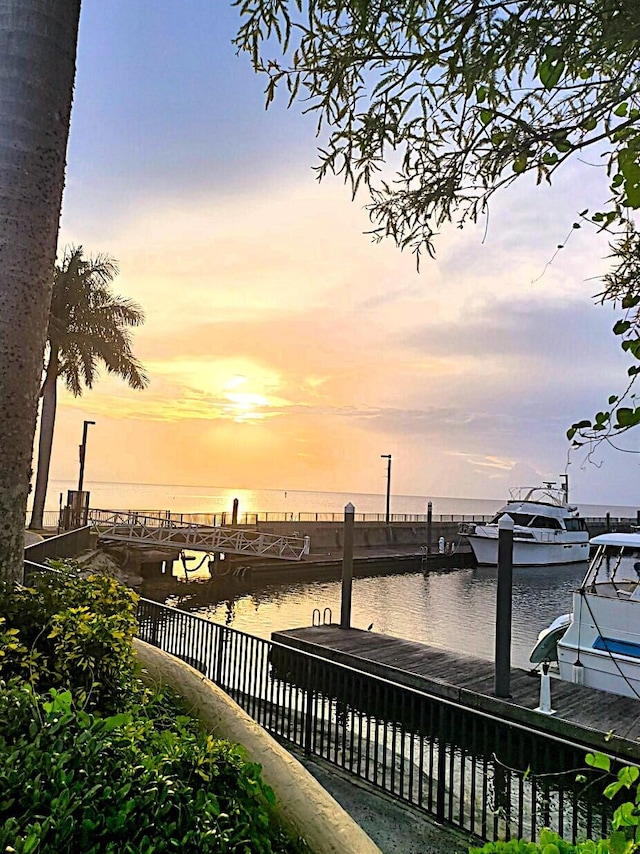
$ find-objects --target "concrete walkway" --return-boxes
[291,749,478,854]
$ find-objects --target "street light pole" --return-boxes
[381,454,392,524]
[78,420,96,495]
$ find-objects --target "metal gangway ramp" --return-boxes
[90,510,307,561]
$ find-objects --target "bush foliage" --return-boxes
[0,565,307,853]
[0,684,302,853]
[0,564,139,711]
[469,827,608,853]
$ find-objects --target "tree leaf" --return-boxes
[585,752,611,771]
[613,320,631,335]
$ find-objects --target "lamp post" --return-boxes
[381,454,392,524]
[78,420,96,495]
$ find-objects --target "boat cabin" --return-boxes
[488,511,588,532]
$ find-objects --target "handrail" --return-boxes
[91,510,307,560]
[134,595,624,844]
[23,526,92,563]
[19,559,624,845]
[132,597,626,754]
[88,507,495,525]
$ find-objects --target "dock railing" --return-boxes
[136,596,623,846]
[89,511,307,560]
[87,508,494,526]
[17,557,628,846]
[30,507,640,531]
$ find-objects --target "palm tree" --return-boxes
[0,2,82,579]
[29,246,149,530]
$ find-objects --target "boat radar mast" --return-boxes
[559,474,569,504]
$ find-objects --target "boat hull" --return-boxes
[530,534,640,699]
[466,534,589,567]
[557,591,640,699]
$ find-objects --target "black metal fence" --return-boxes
[23,525,92,564]
[136,597,622,845]
[28,507,640,531]
[88,509,492,526]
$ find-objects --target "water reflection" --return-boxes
[144,561,588,670]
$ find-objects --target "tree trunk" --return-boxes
[0,2,81,581]
[29,358,58,530]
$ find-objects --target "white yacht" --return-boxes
[459,481,589,566]
[531,533,640,699]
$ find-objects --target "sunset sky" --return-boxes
[42,0,640,507]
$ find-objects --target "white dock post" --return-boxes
[535,663,556,715]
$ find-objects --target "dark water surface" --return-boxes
[147,561,589,671]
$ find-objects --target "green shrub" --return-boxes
[0,682,306,853]
[469,828,608,853]
[0,564,140,710]
[0,567,307,852]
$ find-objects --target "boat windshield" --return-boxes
[489,512,562,529]
[584,545,640,595]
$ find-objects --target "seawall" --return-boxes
[253,519,462,551]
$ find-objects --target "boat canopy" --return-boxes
[508,485,571,507]
[583,539,640,597]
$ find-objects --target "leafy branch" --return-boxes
[234,0,640,444]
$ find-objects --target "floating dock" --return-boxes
[220,543,475,579]
[272,625,640,762]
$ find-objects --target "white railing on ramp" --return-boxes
[90,510,307,561]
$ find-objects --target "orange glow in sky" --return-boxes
[38,2,639,507]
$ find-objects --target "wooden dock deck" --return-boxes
[272,625,640,762]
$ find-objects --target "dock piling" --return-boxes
[494,514,513,698]
[426,501,432,557]
[340,503,355,629]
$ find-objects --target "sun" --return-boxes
[221,375,273,422]
[226,390,270,422]
[223,374,248,391]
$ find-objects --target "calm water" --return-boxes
[148,561,588,671]
[40,478,624,670]
[42,478,638,519]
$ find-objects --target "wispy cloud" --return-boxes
[47,3,640,505]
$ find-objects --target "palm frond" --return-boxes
[48,245,148,396]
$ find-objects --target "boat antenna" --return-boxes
[559,474,569,503]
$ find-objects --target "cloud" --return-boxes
[51,10,640,507]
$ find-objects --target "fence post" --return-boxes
[304,658,314,755]
[340,503,355,629]
[214,627,226,687]
[149,603,160,648]
[436,703,447,822]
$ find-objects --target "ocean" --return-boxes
[38,478,639,519]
